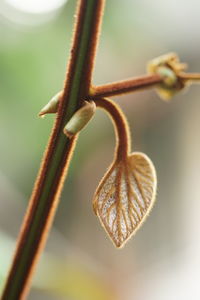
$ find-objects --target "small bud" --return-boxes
[63,101,96,138]
[157,66,177,87]
[38,91,62,117]
[147,53,188,100]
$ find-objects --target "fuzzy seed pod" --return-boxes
[63,101,96,138]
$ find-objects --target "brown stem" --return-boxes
[95,98,131,161]
[179,72,200,82]
[89,74,162,98]
[1,1,105,299]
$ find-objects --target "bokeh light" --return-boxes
[0,0,68,26]
[5,0,67,14]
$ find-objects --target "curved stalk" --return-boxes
[95,98,131,161]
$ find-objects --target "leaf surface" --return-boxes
[93,152,157,248]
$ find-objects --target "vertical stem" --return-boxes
[1,1,105,299]
[95,98,131,161]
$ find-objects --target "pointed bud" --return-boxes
[63,101,96,138]
[38,91,62,117]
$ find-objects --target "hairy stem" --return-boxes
[1,1,105,299]
[89,71,200,99]
[95,98,131,161]
[89,74,162,98]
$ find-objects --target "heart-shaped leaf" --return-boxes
[93,152,157,248]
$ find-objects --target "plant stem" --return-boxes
[1,1,105,299]
[95,98,130,161]
[179,72,200,82]
[89,74,162,98]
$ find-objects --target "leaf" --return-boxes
[93,152,157,248]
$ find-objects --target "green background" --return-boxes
[0,0,200,299]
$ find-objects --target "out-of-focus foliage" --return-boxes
[0,231,114,300]
[1,0,200,299]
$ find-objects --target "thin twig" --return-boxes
[89,74,162,98]
[179,72,200,81]
[1,1,105,299]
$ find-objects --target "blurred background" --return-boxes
[0,0,200,299]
